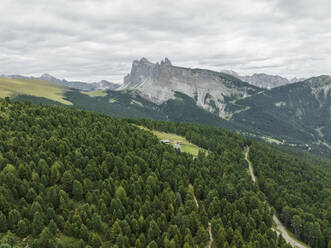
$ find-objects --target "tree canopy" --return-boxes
[0,98,329,247]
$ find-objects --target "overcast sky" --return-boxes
[1,0,331,83]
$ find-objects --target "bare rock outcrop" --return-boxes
[120,58,260,117]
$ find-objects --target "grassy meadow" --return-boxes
[81,90,108,97]
[135,125,205,156]
[0,77,72,105]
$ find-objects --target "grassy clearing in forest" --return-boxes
[135,125,205,157]
[81,90,108,97]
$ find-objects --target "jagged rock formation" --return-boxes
[221,70,304,88]
[120,58,261,117]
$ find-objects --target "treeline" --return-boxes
[0,98,293,247]
[249,143,331,248]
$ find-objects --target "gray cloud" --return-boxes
[0,0,331,83]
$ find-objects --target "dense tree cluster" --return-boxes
[249,143,331,248]
[0,99,295,247]
[133,119,331,248]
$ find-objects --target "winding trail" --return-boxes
[205,222,213,248]
[245,147,256,182]
[272,215,308,248]
[190,184,200,209]
[244,147,309,248]
[189,184,213,248]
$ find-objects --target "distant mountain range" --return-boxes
[2,73,120,91]
[221,70,305,88]
[2,62,304,91]
[1,58,330,158]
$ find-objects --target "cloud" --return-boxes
[0,0,330,83]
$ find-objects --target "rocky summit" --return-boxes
[121,58,260,117]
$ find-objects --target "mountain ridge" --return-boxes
[221,69,305,88]
[2,73,120,91]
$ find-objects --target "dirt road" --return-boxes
[244,147,309,248]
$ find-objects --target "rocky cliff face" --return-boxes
[221,70,304,88]
[121,58,260,117]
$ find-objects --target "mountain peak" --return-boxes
[39,74,64,84]
[41,73,53,77]
[40,73,59,80]
[161,57,172,66]
[140,57,151,64]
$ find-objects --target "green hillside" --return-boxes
[230,76,331,158]
[0,77,72,105]
[1,98,316,247]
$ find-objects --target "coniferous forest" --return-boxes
[0,98,330,247]
[249,143,331,247]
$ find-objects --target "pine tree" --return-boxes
[8,209,21,230]
[147,220,160,243]
[16,219,29,238]
[80,224,89,241]
[110,221,122,243]
[89,233,102,248]
[61,171,73,193]
[0,211,8,232]
[39,227,52,248]
[64,220,73,236]
[50,162,61,184]
[147,240,158,248]
[215,227,226,247]
[48,219,57,235]
[32,211,44,237]
[72,180,83,200]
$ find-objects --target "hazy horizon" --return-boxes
[1,0,331,83]
[1,57,309,85]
